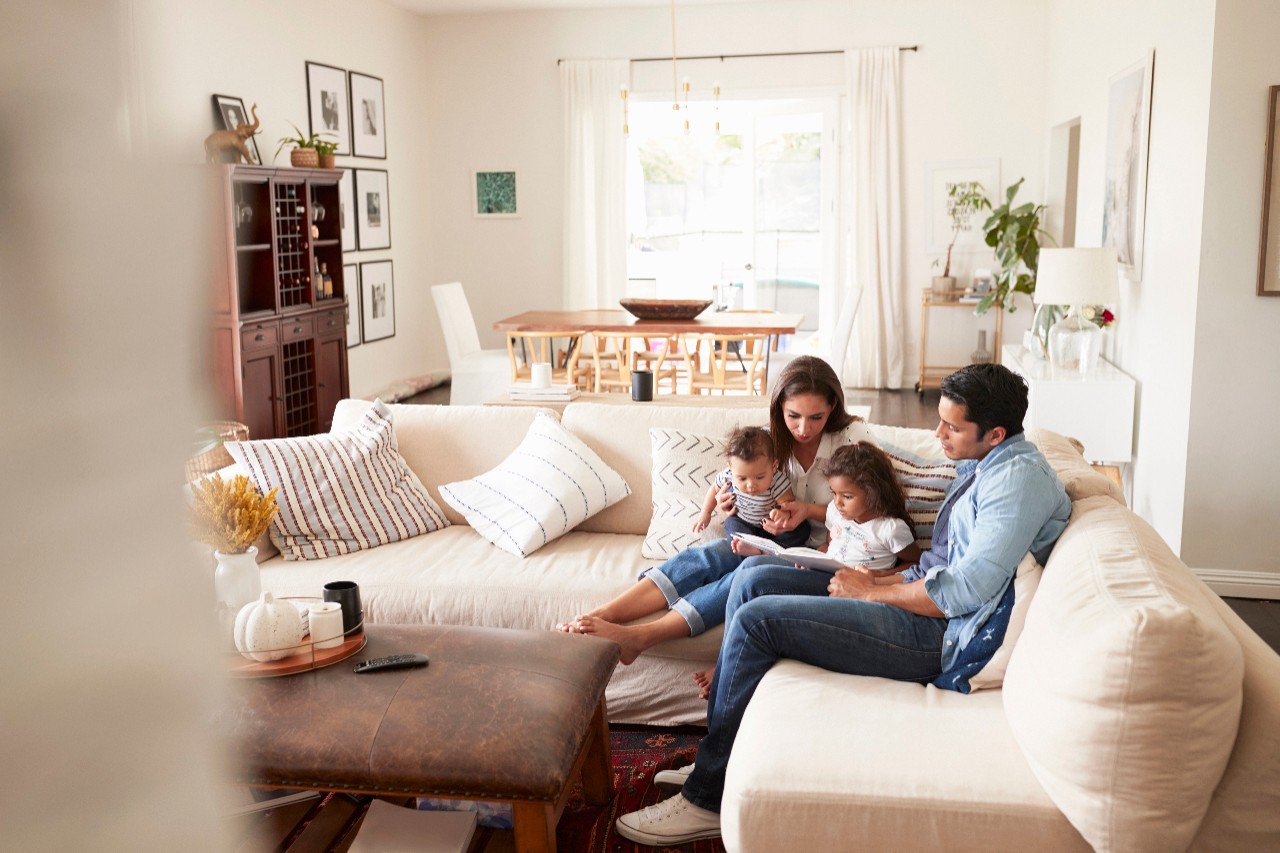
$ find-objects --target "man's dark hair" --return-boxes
[939,363,1028,439]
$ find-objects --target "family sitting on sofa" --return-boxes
[561,357,1072,847]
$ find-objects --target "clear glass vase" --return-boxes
[1027,304,1063,360]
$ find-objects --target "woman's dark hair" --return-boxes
[939,363,1028,439]
[724,426,775,463]
[822,442,914,534]
[768,355,859,463]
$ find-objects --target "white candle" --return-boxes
[530,362,552,388]
[308,602,344,650]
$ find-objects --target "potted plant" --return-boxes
[974,177,1052,314]
[274,123,337,168]
[933,181,991,295]
[313,137,339,169]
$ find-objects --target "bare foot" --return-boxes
[731,540,764,557]
[692,667,715,700]
[570,615,646,664]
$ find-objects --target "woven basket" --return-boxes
[185,420,249,483]
[290,148,319,168]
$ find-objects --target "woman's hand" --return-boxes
[714,482,737,516]
[762,500,807,535]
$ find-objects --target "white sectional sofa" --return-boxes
[255,399,1280,852]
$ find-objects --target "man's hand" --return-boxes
[828,567,945,617]
[828,566,877,599]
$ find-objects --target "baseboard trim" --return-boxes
[1194,568,1280,600]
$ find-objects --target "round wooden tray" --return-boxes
[226,596,366,678]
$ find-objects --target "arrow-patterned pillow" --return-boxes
[642,428,728,559]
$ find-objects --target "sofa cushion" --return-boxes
[439,412,631,557]
[875,439,956,550]
[723,661,1091,853]
[642,428,725,559]
[1002,496,1244,853]
[1025,427,1124,504]
[227,400,449,560]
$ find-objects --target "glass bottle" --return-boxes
[314,258,323,300]
[321,263,333,299]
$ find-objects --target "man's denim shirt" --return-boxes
[907,434,1070,672]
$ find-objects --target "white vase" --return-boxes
[213,547,261,612]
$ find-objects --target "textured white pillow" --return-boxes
[439,412,631,557]
[966,552,1041,691]
[642,429,725,559]
[226,399,449,560]
[1003,496,1244,852]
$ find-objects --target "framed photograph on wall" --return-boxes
[344,263,361,346]
[210,94,260,165]
[924,160,998,255]
[359,260,395,343]
[473,170,519,218]
[1101,50,1154,282]
[338,167,355,252]
[354,168,391,250]
[306,61,351,155]
[349,71,386,159]
[1256,85,1280,296]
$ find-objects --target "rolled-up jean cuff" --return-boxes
[671,598,704,636]
[641,567,680,607]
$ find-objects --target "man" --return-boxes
[615,363,1072,846]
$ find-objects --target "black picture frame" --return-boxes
[349,71,387,159]
[344,263,361,347]
[359,260,395,343]
[339,167,355,252]
[306,61,351,155]
[210,94,260,165]
[1257,85,1280,296]
[354,168,391,251]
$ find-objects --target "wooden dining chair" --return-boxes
[681,333,770,396]
[505,330,587,387]
[632,334,684,394]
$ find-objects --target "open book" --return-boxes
[731,533,849,573]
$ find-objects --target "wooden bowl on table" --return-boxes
[618,299,713,321]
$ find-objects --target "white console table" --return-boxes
[1002,345,1136,464]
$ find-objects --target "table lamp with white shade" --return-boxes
[1033,247,1119,374]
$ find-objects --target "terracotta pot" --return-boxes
[290,147,319,168]
[317,152,335,169]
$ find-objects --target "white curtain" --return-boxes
[843,48,905,388]
[560,59,630,310]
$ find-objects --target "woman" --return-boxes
[557,355,870,663]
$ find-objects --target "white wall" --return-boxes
[135,0,432,399]
[1182,0,1280,582]
[418,0,1051,378]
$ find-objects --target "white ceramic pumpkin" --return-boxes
[233,592,306,662]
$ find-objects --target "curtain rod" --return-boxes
[557,46,918,65]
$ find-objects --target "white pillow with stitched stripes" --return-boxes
[226,399,449,560]
[439,412,631,557]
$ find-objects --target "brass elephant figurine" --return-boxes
[204,103,260,164]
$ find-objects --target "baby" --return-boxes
[694,426,809,549]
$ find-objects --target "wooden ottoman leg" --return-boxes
[580,701,613,806]
[512,801,556,853]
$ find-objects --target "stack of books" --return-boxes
[508,382,580,402]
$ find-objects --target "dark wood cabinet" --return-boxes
[211,165,349,439]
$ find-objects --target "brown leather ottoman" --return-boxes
[218,624,620,853]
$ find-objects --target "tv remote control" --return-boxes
[353,654,430,673]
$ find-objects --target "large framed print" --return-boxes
[359,260,395,343]
[473,170,519,218]
[349,71,387,159]
[1257,86,1280,296]
[924,160,998,254]
[338,168,355,252]
[306,61,351,155]
[344,263,361,346]
[210,94,260,165]
[354,168,391,250]
[1101,50,1154,282]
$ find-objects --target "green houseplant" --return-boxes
[975,178,1052,314]
[274,123,337,168]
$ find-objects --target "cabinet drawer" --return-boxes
[315,307,345,338]
[281,315,315,342]
[240,321,279,351]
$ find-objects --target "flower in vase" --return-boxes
[189,473,278,554]
[1080,305,1116,328]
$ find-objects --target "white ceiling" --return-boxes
[384,0,757,16]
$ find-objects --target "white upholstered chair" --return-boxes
[767,286,863,392]
[430,282,511,405]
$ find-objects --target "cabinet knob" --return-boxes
[255,334,265,342]
[327,320,336,327]
[318,383,327,389]
[293,326,302,334]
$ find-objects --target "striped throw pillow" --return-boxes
[878,441,957,550]
[439,412,630,557]
[226,399,448,560]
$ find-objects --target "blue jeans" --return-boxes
[642,538,746,636]
[681,561,947,812]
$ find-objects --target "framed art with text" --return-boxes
[924,159,999,255]
[344,263,361,346]
[354,168,391,250]
[349,71,387,159]
[1101,50,1154,282]
[359,260,395,343]
[306,61,351,155]
[1256,85,1280,296]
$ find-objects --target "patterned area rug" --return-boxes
[556,724,725,853]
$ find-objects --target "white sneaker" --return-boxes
[615,792,721,845]
[653,762,694,789]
